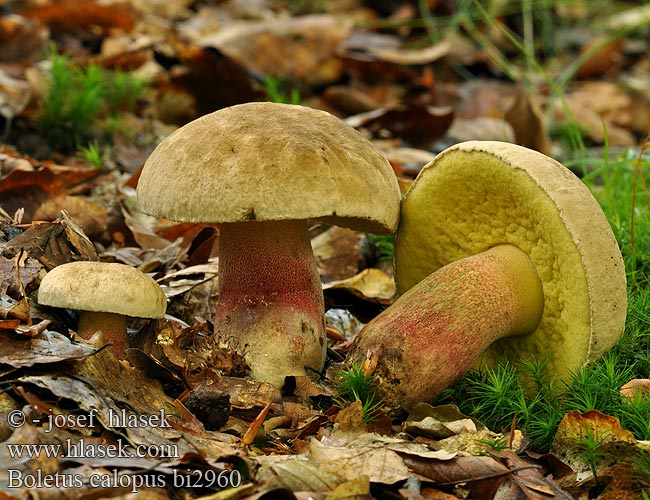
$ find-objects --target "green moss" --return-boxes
[38,47,148,153]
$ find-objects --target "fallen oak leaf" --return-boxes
[1,211,97,269]
[488,449,574,499]
[0,329,97,368]
[402,453,514,484]
[309,433,452,484]
[254,455,342,494]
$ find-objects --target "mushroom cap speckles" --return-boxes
[136,102,401,234]
[395,141,626,380]
[38,261,167,318]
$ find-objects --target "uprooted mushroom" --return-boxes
[348,141,627,409]
[136,102,401,388]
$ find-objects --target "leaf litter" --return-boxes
[0,0,649,498]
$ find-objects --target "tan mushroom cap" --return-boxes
[136,102,401,234]
[395,141,627,380]
[38,262,167,318]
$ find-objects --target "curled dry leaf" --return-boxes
[2,211,97,269]
[20,0,136,37]
[347,104,454,149]
[196,15,351,88]
[33,195,109,241]
[0,329,97,368]
[403,403,487,440]
[551,410,639,478]
[323,268,396,304]
[577,37,625,79]
[620,378,650,401]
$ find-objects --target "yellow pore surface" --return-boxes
[395,144,626,381]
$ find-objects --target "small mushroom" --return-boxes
[38,261,167,358]
[136,102,401,388]
[348,141,627,409]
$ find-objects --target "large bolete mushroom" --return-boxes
[348,141,627,409]
[136,102,401,388]
[38,261,167,358]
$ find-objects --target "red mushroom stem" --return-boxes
[77,311,128,359]
[349,244,544,408]
[215,220,326,386]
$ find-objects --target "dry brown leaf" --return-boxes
[488,450,574,499]
[312,226,360,282]
[380,146,436,178]
[0,329,97,368]
[551,410,639,477]
[577,37,625,79]
[403,453,510,487]
[557,82,649,146]
[347,104,454,149]
[447,117,516,144]
[197,15,351,88]
[333,400,367,432]
[442,80,519,120]
[121,207,178,251]
[0,70,31,121]
[2,211,97,269]
[157,262,218,298]
[321,85,382,115]
[327,475,372,500]
[154,42,263,124]
[403,403,487,440]
[620,378,650,401]
[0,254,40,324]
[323,268,396,304]
[255,455,342,493]
[505,90,551,155]
[310,434,409,484]
[33,195,108,241]
[0,159,100,223]
[0,14,48,64]
[20,0,136,37]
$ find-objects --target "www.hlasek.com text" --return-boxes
[6,438,179,460]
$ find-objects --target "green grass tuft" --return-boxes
[335,363,383,423]
[38,46,148,152]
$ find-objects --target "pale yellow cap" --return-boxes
[38,261,167,318]
[395,141,627,379]
[136,102,401,234]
